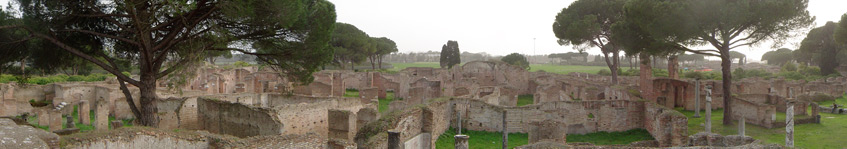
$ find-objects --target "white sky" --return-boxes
[330,0,847,62]
[0,0,843,62]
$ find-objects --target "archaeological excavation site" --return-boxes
[2,61,845,148]
[2,0,847,148]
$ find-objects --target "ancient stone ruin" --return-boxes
[1,61,845,148]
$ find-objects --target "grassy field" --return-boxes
[678,107,847,148]
[434,127,654,148]
[817,93,847,106]
[517,94,534,106]
[389,62,619,75]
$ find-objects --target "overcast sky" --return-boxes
[0,0,843,62]
[330,0,847,62]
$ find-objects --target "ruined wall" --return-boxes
[271,96,376,137]
[730,97,776,128]
[454,99,645,134]
[642,102,689,147]
[67,135,210,149]
[196,97,283,138]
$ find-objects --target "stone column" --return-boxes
[694,80,701,118]
[705,85,712,133]
[501,110,508,149]
[811,103,820,123]
[738,117,745,136]
[94,99,109,130]
[786,101,794,148]
[78,100,90,125]
[38,108,50,126]
[387,131,402,149]
[454,135,469,149]
[48,110,62,131]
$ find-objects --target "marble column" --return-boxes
[705,86,712,133]
[501,110,508,149]
[786,101,794,148]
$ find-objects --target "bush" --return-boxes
[652,69,668,77]
[233,61,251,67]
[597,69,611,75]
[781,61,797,72]
[732,68,773,80]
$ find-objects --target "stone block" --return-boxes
[48,110,62,132]
[527,119,567,144]
[94,99,109,130]
[78,100,90,125]
[53,128,80,135]
[37,108,50,126]
[388,101,407,112]
[111,120,123,129]
[360,87,378,100]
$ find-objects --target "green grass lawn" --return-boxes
[434,127,654,148]
[435,127,529,149]
[678,108,847,148]
[388,62,442,71]
[817,93,847,107]
[517,94,534,106]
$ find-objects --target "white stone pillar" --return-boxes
[705,85,712,133]
[786,101,794,147]
[738,117,745,136]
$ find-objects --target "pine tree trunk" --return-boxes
[135,72,160,126]
[720,49,733,125]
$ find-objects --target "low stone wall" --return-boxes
[357,98,451,149]
[68,135,210,149]
[196,97,283,138]
[454,99,688,147]
[642,102,688,147]
[730,97,777,128]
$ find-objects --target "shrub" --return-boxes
[597,69,611,75]
[233,61,251,67]
[781,61,797,72]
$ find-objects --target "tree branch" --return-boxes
[28,31,141,86]
[58,29,140,46]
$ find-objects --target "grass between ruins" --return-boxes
[516,94,534,106]
[677,104,847,148]
[344,89,396,113]
[24,105,133,132]
[434,127,654,148]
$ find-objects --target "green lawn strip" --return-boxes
[344,89,359,98]
[566,129,654,145]
[816,93,847,107]
[435,127,653,148]
[678,108,847,148]
[516,94,534,106]
[435,127,528,149]
[378,92,395,113]
[389,62,442,71]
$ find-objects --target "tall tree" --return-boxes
[501,53,530,70]
[0,8,27,75]
[552,0,626,84]
[330,23,370,70]
[2,0,337,126]
[371,37,398,69]
[799,22,842,75]
[729,51,746,66]
[440,40,460,69]
[761,48,794,66]
[620,0,813,125]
